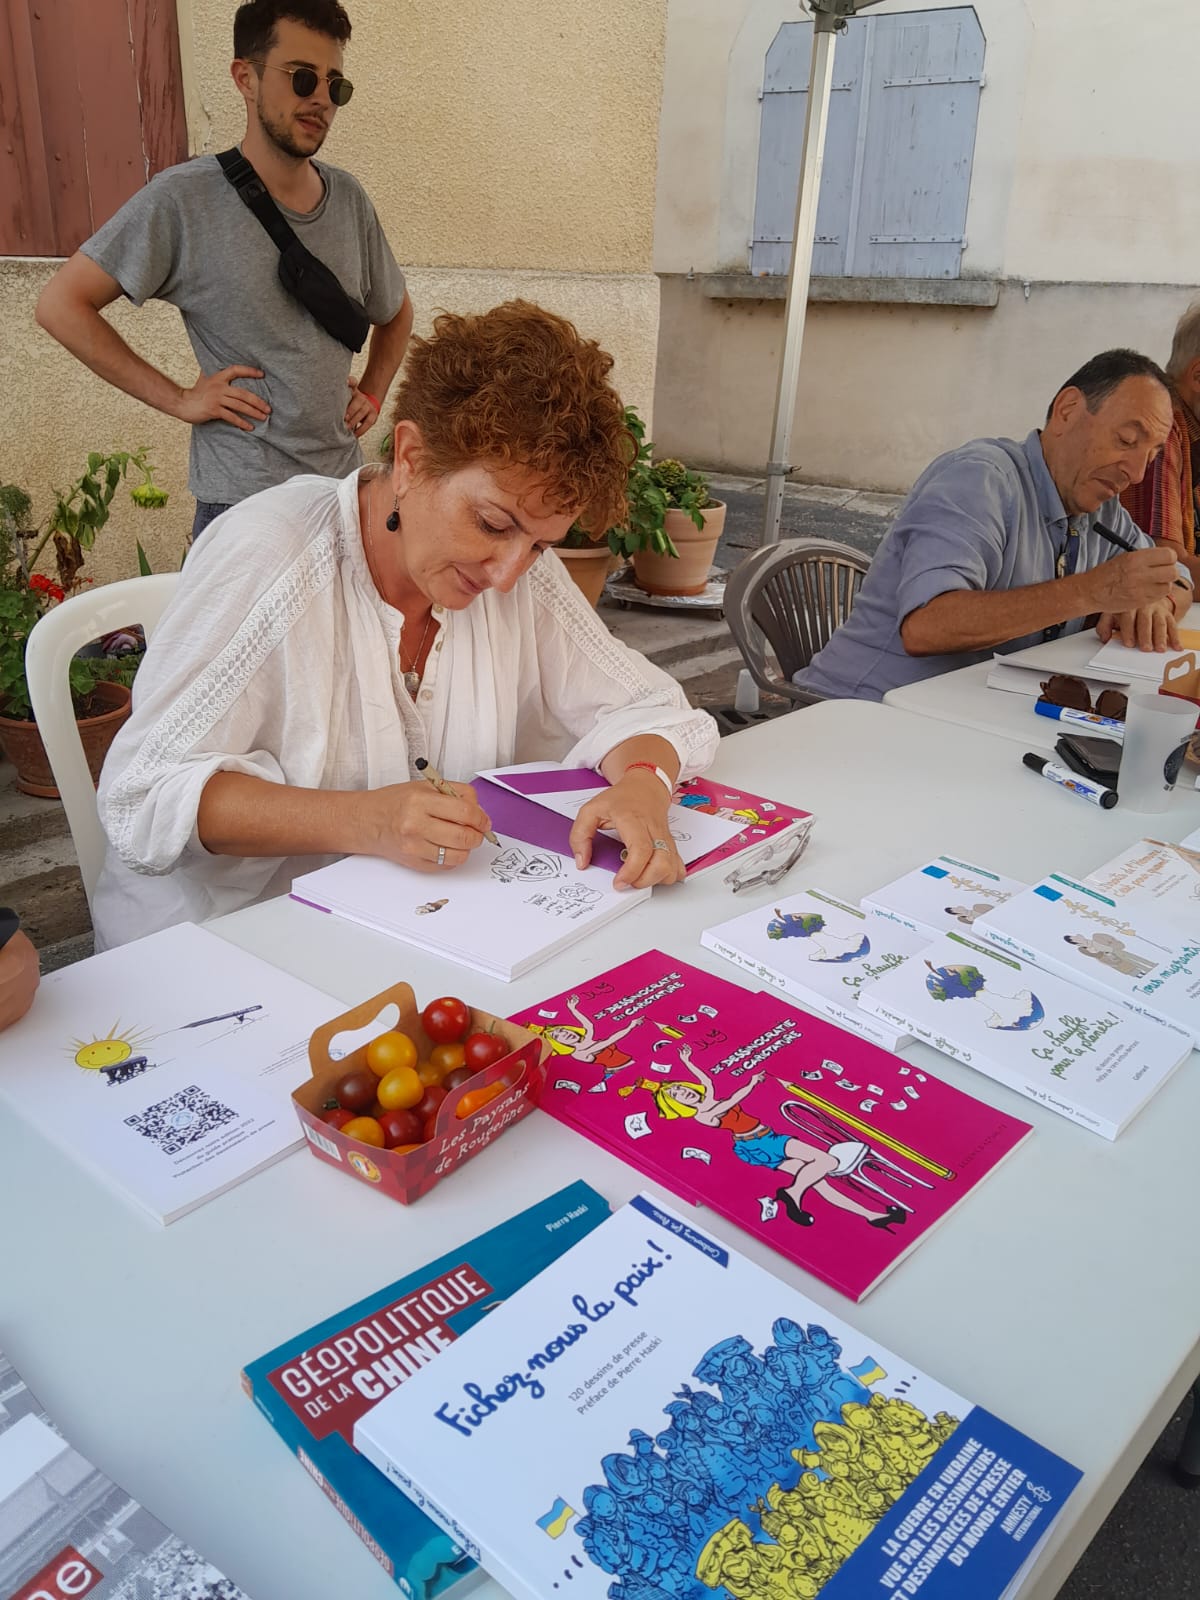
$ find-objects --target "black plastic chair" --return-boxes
[723,538,871,706]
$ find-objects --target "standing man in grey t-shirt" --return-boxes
[36,0,412,541]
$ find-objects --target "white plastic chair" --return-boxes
[24,573,179,905]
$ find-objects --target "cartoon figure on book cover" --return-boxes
[924,963,1045,1030]
[944,902,994,927]
[528,995,644,1090]
[766,908,869,963]
[1064,932,1157,979]
[555,1318,958,1600]
[620,1048,906,1233]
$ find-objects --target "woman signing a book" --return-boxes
[91,302,719,948]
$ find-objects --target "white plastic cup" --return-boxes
[734,668,760,716]
[1118,692,1200,812]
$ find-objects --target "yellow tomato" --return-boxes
[430,1042,466,1076]
[417,1059,445,1087]
[341,1115,385,1148]
[365,1030,419,1079]
[376,1064,423,1111]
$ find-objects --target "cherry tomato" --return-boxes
[417,1059,445,1087]
[443,1066,475,1091]
[464,1031,508,1071]
[430,1042,466,1076]
[341,1115,385,1147]
[456,1080,506,1119]
[376,1064,423,1111]
[416,1084,447,1122]
[422,996,471,1043]
[390,1142,422,1155]
[378,1107,423,1148]
[366,1030,419,1079]
[335,1069,379,1115]
[321,1106,355,1131]
[422,1110,442,1142]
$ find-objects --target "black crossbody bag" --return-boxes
[216,148,370,353]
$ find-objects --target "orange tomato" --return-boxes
[456,1080,507,1120]
[376,1064,423,1111]
[365,1030,419,1079]
[389,1142,423,1155]
[341,1115,385,1147]
[417,1058,445,1087]
[430,1042,466,1076]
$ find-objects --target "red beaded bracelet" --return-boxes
[625,760,674,795]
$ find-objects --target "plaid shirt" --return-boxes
[1120,389,1200,554]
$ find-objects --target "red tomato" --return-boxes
[377,1065,423,1111]
[417,1084,447,1121]
[320,1106,355,1131]
[341,1115,385,1148]
[378,1107,423,1148]
[464,1031,508,1071]
[430,1042,466,1076]
[366,1030,419,1079]
[443,1066,475,1091]
[422,1110,442,1142]
[335,1069,379,1115]
[422,996,471,1044]
[456,1081,506,1120]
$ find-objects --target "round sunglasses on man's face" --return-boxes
[251,60,354,105]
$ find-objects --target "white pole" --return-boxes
[762,12,839,545]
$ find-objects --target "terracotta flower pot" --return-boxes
[632,502,727,597]
[555,544,617,608]
[0,680,132,799]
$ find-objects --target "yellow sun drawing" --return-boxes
[71,1021,154,1072]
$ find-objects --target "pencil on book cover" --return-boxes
[415,757,501,845]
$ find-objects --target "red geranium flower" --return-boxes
[29,574,66,602]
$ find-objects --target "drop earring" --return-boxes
[385,496,400,532]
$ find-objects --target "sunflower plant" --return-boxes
[0,449,168,720]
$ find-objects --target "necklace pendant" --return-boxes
[404,669,420,697]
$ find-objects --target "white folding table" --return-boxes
[3,699,1199,1600]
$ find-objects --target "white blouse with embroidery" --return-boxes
[93,471,719,948]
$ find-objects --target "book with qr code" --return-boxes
[353,1193,1081,1600]
[0,1345,253,1599]
[0,921,341,1224]
[701,887,930,1050]
[509,952,1030,1302]
[240,1183,610,1600]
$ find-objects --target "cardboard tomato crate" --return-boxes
[293,981,547,1203]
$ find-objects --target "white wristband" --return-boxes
[624,762,674,797]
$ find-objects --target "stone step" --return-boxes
[0,762,71,850]
[597,598,732,671]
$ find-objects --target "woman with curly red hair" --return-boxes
[93,301,718,947]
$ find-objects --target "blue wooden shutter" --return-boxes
[750,7,985,280]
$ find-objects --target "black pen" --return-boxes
[1092,520,1139,554]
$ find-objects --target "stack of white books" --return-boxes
[1085,827,1200,919]
[860,854,1028,942]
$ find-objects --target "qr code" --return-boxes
[124,1084,237,1155]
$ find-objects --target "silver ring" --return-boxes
[436,846,447,867]
[652,839,670,852]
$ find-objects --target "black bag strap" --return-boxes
[216,147,303,253]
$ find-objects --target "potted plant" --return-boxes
[0,449,168,798]
[603,408,726,598]
[554,521,618,608]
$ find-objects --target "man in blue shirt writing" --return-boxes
[796,349,1195,703]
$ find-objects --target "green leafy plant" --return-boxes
[0,449,168,721]
[565,406,716,560]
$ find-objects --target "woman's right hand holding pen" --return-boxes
[360,780,492,872]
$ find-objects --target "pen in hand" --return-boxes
[414,757,500,846]
[1092,520,1139,554]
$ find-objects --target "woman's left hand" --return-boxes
[570,772,686,890]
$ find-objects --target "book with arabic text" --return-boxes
[354,1195,1081,1600]
[702,887,928,1050]
[241,1183,610,1599]
[857,931,1191,1139]
[510,952,1030,1301]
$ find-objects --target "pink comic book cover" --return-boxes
[672,776,812,878]
[511,951,1032,1302]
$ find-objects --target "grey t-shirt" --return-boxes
[795,430,1156,702]
[81,154,406,505]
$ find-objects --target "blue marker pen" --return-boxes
[1022,752,1118,809]
[1034,702,1125,741]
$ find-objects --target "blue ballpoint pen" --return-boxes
[1034,702,1125,741]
